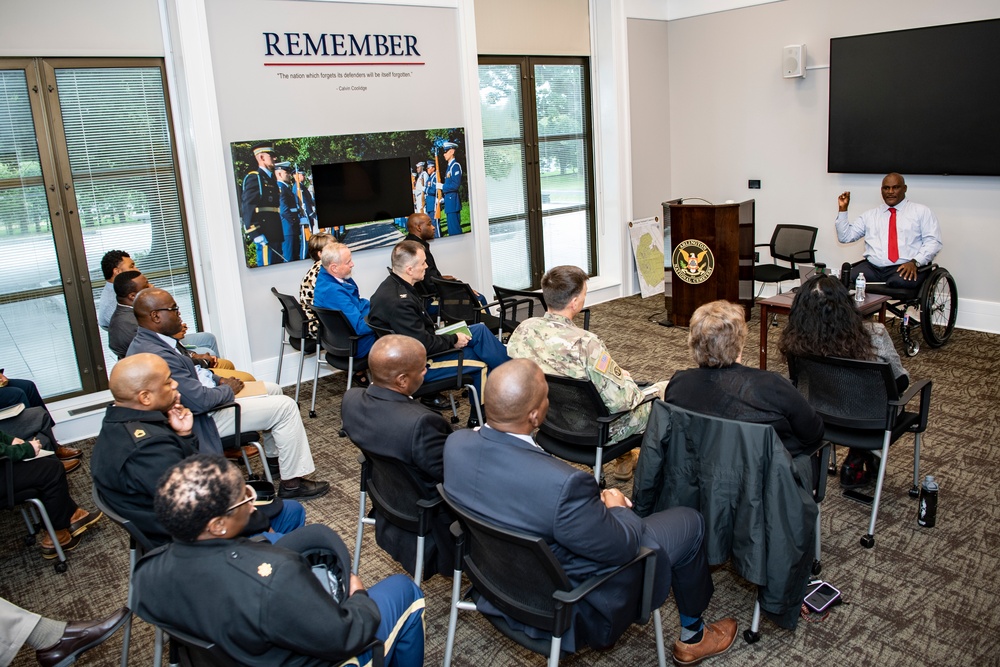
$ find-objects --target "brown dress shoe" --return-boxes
[35,607,131,667]
[673,618,738,666]
[68,507,103,536]
[55,445,83,460]
[62,459,82,474]
[40,529,83,559]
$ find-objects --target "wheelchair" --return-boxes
[861,262,958,357]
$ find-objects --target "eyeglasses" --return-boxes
[151,305,180,314]
[226,484,257,513]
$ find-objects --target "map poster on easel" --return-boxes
[628,216,665,298]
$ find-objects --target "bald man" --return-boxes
[443,359,737,663]
[341,335,454,578]
[126,288,328,500]
[92,354,305,546]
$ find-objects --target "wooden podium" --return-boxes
[661,199,755,327]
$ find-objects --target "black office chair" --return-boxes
[309,306,371,419]
[854,262,958,356]
[350,451,445,583]
[217,402,272,485]
[366,318,483,425]
[632,402,829,643]
[536,375,655,485]
[754,225,818,296]
[493,285,590,332]
[270,287,317,403]
[438,483,666,667]
[1,455,69,573]
[788,354,932,548]
[166,627,384,667]
[429,276,507,338]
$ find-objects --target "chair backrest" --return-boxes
[270,287,311,341]
[366,317,394,340]
[538,375,612,448]
[438,484,572,633]
[431,277,482,325]
[164,626,237,667]
[359,451,437,532]
[312,306,361,360]
[92,485,158,554]
[787,355,899,431]
[493,285,546,329]
[769,225,817,265]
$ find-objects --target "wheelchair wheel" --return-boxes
[919,269,957,348]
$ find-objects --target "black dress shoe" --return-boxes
[420,393,450,410]
[278,478,330,500]
[36,607,130,667]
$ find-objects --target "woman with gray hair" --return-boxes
[664,300,823,457]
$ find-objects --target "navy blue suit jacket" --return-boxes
[443,426,648,650]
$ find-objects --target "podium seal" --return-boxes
[671,239,714,285]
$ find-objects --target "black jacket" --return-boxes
[369,272,456,355]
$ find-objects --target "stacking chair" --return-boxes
[632,401,829,643]
[218,402,272,485]
[493,285,591,332]
[270,287,317,403]
[166,628,384,667]
[351,451,445,584]
[438,483,666,667]
[429,277,506,338]
[788,355,932,549]
[1,455,68,573]
[309,306,371,419]
[535,375,655,484]
[366,319,483,425]
[753,224,817,296]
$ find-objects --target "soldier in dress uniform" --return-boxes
[439,141,464,236]
[293,166,319,260]
[412,161,427,213]
[275,161,301,263]
[423,160,441,238]
[506,265,669,482]
[240,142,284,266]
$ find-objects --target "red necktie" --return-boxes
[887,207,899,263]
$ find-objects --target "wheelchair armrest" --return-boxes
[552,547,656,628]
[890,378,932,433]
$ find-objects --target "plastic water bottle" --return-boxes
[917,475,938,527]
[855,272,866,302]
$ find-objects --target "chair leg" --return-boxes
[310,346,322,419]
[27,499,67,568]
[653,608,667,667]
[592,447,605,484]
[414,534,425,584]
[442,569,464,667]
[346,357,354,392]
[464,384,483,425]
[548,635,562,667]
[295,347,306,404]
[744,598,762,643]
[812,505,822,576]
[275,332,286,383]
[862,433,893,549]
[909,432,923,497]
[353,490,367,575]
[153,626,164,667]
[246,442,272,485]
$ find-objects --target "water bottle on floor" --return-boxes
[917,475,938,527]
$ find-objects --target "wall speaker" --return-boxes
[783,44,806,79]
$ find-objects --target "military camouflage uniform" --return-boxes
[507,312,666,443]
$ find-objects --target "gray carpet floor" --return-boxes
[2,293,999,666]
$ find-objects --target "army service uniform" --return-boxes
[241,167,284,266]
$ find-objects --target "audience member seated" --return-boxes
[0,372,81,464]
[443,359,737,663]
[313,242,376,385]
[133,455,425,666]
[779,273,910,488]
[0,427,102,559]
[664,300,824,458]
[341,335,454,578]
[126,288,329,500]
[369,240,509,426]
[403,212,487,307]
[507,265,667,482]
[108,271,254,381]
[298,231,336,338]
[92,354,305,546]
[1,596,129,667]
[98,249,220,355]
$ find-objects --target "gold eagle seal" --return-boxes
[671,240,714,285]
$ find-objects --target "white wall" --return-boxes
[475,0,590,56]
[657,0,1000,331]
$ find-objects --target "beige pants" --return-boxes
[0,597,40,664]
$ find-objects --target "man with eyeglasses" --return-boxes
[127,288,329,500]
[92,354,306,546]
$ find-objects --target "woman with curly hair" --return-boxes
[779,273,909,488]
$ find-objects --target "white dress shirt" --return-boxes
[835,197,942,267]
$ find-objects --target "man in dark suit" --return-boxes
[443,359,738,663]
[341,335,453,578]
[368,240,509,426]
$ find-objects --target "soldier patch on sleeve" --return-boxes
[595,351,611,373]
[594,349,626,383]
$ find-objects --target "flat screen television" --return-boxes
[312,157,414,227]
[828,19,1000,176]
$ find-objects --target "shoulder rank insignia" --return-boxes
[258,563,272,577]
[126,422,151,443]
[134,429,146,438]
[399,293,407,298]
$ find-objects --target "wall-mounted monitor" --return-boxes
[313,157,414,228]
[828,19,1000,176]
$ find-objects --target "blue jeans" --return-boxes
[180,331,220,357]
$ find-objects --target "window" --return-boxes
[479,57,597,290]
[0,58,197,399]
